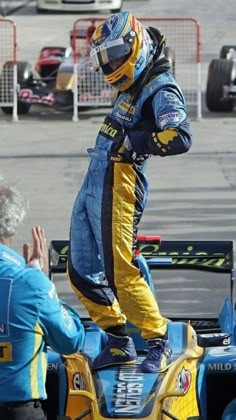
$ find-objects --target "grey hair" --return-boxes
[0,176,28,240]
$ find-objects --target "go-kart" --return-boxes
[206,44,236,112]
[44,235,236,420]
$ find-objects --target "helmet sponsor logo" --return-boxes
[106,15,118,34]
[113,74,130,90]
[135,56,144,69]
[94,15,119,44]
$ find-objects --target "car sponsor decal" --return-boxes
[95,361,161,417]
[73,372,84,390]
[19,89,54,105]
[176,367,191,394]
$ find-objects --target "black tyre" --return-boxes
[111,8,122,13]
[36,6,49,13]
[206,58,235,112]
[1,61,33,115]
[219,45,236,59]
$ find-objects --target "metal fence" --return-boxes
[0,18,18,121]
[71,17,201,122]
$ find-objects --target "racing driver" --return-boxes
[68,11,192,373]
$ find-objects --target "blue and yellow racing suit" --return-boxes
[0,243,85,402]
[68,71,192,340]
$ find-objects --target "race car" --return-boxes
[43,235,236,420]
[36,0,123,14]
[0,20,176,117]
[206,45,236,112]
[0,40,114,115]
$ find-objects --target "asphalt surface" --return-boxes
[0,0,236,317]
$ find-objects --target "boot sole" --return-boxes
[141,360,174,374]
[93,358,137,370]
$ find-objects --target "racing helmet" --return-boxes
[90,11,154,91]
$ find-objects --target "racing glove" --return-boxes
[126,118,192,157]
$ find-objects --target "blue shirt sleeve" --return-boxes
[35,271,85,354]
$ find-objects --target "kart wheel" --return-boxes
[219,45,236,59]
[1,61,33,114]
[206,58,235,112]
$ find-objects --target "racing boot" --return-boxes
[141,336,173,373]
[92,334,137,370]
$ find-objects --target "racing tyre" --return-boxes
[219,45,236,59]
[36,6,49,13]
[1,61,33,115]
[206,58,235,112]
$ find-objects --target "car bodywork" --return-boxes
[206,45,236,112]
[44,236,236,420]
[0,25,176,116]
[36,0,123,14]
[0,43,114,115]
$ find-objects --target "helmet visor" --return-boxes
[90,37,133,71]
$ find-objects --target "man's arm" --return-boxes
[37,272,85,355]
[126,85,192,157]
[147,86,192,156]
[23,225,85,354]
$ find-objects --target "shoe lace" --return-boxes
[147,339,167,360]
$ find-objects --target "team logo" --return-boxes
[176,367,191,394]
[110,348,126,357]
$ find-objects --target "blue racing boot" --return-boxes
[141,337,173,373]
[92,334,137,370]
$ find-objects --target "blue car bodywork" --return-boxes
[44,236,235,420]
